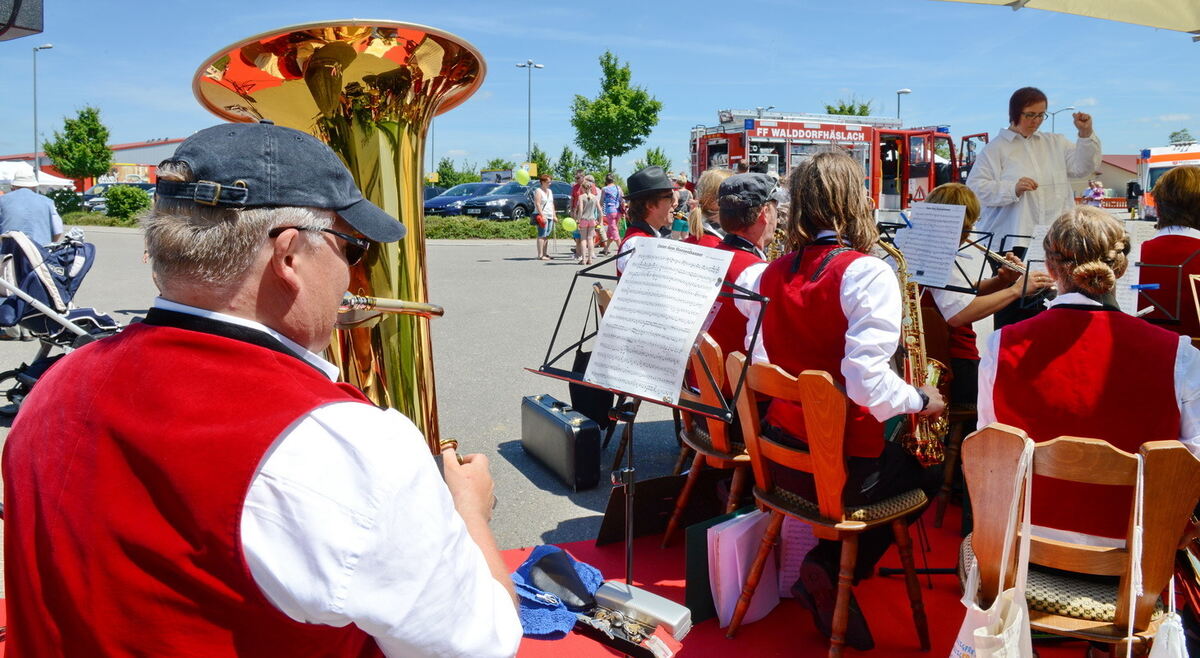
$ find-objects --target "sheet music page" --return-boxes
[1119,220,1157,315]
[1022,224,1052,275]
[585,238,733,404]
[776,516,817,598]
[894,202,965,288]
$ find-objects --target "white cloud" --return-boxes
[1073,97,1098,107]
[1159,113,1192,122]
[445,149,469,157]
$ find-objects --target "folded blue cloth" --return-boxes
[510,545,604,640]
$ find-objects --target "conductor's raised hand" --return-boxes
[1073,112,1093,138]
[442,447,496,523]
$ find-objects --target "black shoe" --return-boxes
[792,559,874,651]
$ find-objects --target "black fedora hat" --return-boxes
[626,166,674,200]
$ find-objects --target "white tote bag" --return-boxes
[951,438,1035,658]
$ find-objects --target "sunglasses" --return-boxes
[268,226,370,266]
[1021,112,1049,120]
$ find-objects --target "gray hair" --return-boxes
[142,161,333,288]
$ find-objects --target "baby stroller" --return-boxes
[0,230,121,414]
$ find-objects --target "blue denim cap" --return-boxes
[511,545,604,640]
[719,173,785,210]
[155,121,405,242]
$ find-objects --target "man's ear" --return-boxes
[268,228,305,293]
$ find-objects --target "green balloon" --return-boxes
[513,169,531,185]
[561,217,578,232]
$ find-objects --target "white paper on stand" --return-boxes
[1119,220,1156,316]
[894,202,966,288]
[776,516,818,597]
[707,510,780,628]
[585,238,733,404]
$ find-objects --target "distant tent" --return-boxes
[0,162,75,189]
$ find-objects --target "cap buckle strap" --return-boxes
[193,180,223,206]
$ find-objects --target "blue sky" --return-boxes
[0,0,1196,178]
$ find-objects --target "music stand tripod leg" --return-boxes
[607,399,641,585]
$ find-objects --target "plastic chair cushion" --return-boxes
[680,424,744,460]
[762,486,927,523]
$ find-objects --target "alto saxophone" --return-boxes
[876,239,948,466]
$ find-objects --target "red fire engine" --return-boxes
[689,110,988,222]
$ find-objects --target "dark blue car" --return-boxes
[423,182,500,216]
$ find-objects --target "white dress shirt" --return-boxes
[926,246,988,324]
[1154,225,1200,241]
[153,298,523,658]
[966,128,1101,249]
[744,233,924,420]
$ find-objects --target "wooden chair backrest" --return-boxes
[594,283,614,317]
[679,333,734,454]
[726,352,850,525]
[964,424,1200,629]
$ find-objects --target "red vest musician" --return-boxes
[1139,165,1200,339]
[747,152,946,650]
[683,167,733,248]
[616,165,675,276]
[2,123,521,657]
[979,206,1200,544]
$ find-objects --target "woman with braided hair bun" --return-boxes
[977,205,1200,545]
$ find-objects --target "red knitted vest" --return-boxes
[706,242,764,372]
[3,320,382,657]
[993,306,1180,539]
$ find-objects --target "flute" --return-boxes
[969,241,1027,276]
[339,292,445,318]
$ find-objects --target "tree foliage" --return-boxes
[42,107,114,181]
[824,97,873,116]
[570,51,662,172]
[554,145,585,182]
[528,143,553,179]
[632,147,671,174]
[46,188,82,215]
[484,157,516,172]
[103,184,151,220]
[1169,128,1196,145]
[435,157,481,187]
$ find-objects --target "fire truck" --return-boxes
[689,109,988,222]
[1136,143,1200,219]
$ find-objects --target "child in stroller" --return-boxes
[0,229,121,414]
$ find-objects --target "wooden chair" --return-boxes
[660,333,750,548]
[962,424,1200,655]
[723,352,930,656]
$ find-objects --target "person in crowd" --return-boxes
[2,122,521,657]
[920,183,1053,409]
[0,172,64,245]
[568,170,585,259]
[574,174,601,266]
[744,151,945,649]
[534,173,557,261]
[600,173,624,256]
[674,173,693,216]
[977,205,1200,547]
[1140,165,1200,339]
[705,173,781,370]
[684,168,733,248]
[616,165,674,275]
[1083,180,1105,207]
[734,161,750,173]
[966,86,1101,327]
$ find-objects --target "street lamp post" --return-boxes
[1048,106,1076,134]
[896,88,912,121]
[515,59,543,164]
[755,105,775,119]
[32,43,53,184]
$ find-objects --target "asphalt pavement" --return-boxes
[0,229,686,596]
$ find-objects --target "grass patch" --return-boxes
[62,211,138,228]
[425,215,574,240]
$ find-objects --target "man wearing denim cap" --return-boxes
[3,121,521,658]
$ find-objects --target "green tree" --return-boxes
[45,188,82,215]
[554,145,584,182]
[1169,128,1195,145]
[435,157,480,187]
[42,106,114,182]
[570,51,663,172]
[824,96,873,116]
[484,157,516,172]
[632,147,671,173]
[528,144,553,179]
[103,185,151,222]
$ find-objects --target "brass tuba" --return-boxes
[192,21,485,453]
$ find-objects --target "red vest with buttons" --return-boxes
[2,319,382,658]
[759,247,886,458]
[706,241,764,371]
[1139,234,1200,339]
[992,306,1181,539]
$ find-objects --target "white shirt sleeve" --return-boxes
[743,265,769,363]
[966,140,1019,209]
[1176,337,1200,457]
[839,257,924,419]
[241,402,521,658]
[616,235,639,275]
[1063,132,1102,179]
[976,329,1002,431]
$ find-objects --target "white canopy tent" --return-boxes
[0,161,76,190]
[932,0,1200,40]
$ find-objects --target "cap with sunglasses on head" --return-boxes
[155,121,406,243]
[718,173,788,211]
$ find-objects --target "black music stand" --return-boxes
[1135,248,1200,322]
[527,248,766,584]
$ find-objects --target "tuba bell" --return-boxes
[192,21,485,453]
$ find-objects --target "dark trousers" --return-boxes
[764,429,941,581]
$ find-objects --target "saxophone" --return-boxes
[876,239,948,466]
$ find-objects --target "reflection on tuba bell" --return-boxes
[192,21,485,453]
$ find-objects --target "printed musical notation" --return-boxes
[584,239,733,405]
[894,202,967,288]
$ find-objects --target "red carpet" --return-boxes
[503,504,1092,657]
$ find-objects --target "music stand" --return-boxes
[1134,248,1200,322]
[527,248,767,584]
[876,221,990,296]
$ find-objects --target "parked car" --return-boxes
[460,180,572,220]
[83,182,155,213]
[423,182,500,216]
[423,185,447,199]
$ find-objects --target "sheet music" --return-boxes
[776,516,818,598]
[894,202,966,288]
[1021,224,1052,275]
[1118,221,1156,315]
[585,238,733,404]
